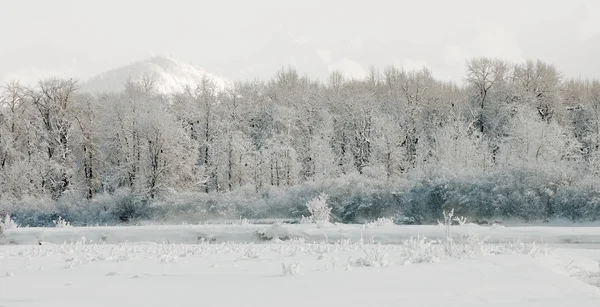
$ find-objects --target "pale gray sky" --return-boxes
[1,0,599,84]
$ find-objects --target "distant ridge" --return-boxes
[80,55,231,95]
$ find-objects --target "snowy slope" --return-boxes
[80,55,231,95]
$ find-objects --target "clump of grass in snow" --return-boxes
[402,235,443,264]
[7,208,549,278]
[53,216,72,228]
[351,243,390,267]
[241,244,259,259]
[238,217,250,226]
[365,217,394,228]
[299,215,313,224]
[281,262,302,276]
[397,208,548,264]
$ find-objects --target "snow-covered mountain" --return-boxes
[81,56,230,95]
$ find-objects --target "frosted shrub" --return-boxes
[233,217,250,226]
[403,235,443,264]
[243,245,259,259]
[281,262,302,276]
[352,244,390,267]
[365,217,394,228]
[299,215,313,224]
[437,208,470,253]
[53,216,72,228]
[449,233,489,258]
[305,192,332,227]
[438,208,454,253]
[453,215,468,226]
[0,214,19,233]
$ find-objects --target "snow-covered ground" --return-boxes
[2,224,600,306]
[0,240,599,306]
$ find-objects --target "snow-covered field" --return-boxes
[2,224,600,306]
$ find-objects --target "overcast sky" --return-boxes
[1,0,599,84]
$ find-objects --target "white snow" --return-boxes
[2,224,600,306]
[81,55,231,95]
[0,239,599,306]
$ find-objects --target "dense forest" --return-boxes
[1,57,600,226]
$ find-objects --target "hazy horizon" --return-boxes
[1,0,599,85]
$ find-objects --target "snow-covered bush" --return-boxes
[402,233,490,263]
[449,232,490,258]
[437,208,477,254]
[403,235,443,264]
[7,167,600,226]
[304,192,332,227]
[53,216,72,228]
[438,208,455,244]
[352,244,390,267]
[299,215,313,224]
[232,217,250,226]
[243,245,259,259]
[110,189,151,223]
[281,262,302,276]
[0,214,19,233]
[453,215,468,226]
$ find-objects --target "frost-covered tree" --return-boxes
[26,79,79,199]
[421,120,491,176]
[512,60,562,122]
[497,106,583,173]
[70,93,101,199]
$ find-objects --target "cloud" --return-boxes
[393,58,428,71]
[327,58,367,79]
[288,56,297,67]
[442,27,524,66]
[316,49,332,64]
[471,27,524,63]
[348,37,364,50]
[435,26,524,84]
[579,3,600,41]
[443,46,464,66]
[287,32,310,45]
[1,65,80,86]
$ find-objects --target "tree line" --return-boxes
[1,57,600,224]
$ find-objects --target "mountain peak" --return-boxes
[81,55,230,95]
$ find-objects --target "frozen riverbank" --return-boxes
[3,223,600,245]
